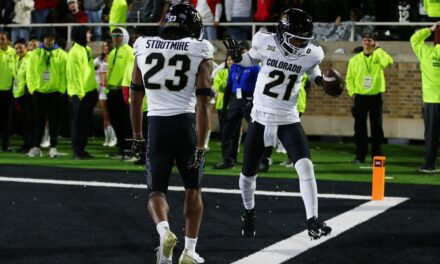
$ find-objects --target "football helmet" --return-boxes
[276,8,314,59]
[160,4,204,40]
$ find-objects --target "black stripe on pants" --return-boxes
[0,89,13,150]
[422,103,440,168]
[71,90,98,155]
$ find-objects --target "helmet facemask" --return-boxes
[279,31,312,60]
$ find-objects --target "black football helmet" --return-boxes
[160,4,204,40]
[276,8,314,59]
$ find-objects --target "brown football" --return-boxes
[322,69,344,97]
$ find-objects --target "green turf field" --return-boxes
[0,136,438,185]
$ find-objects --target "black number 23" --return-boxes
[143,53,190,91]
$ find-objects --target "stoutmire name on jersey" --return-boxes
[144,39,190,51]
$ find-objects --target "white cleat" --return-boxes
[156,229,178,264]
[178,249,205,264]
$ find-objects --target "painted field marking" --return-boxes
[0,176,409,263]
[0,176,392,201]
[232,197,408,264]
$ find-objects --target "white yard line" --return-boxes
[0,176,392,200]
[231,197,409,264]
[0,176,409,263]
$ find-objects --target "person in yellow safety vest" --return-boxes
[410,22,440,173]
[66,26,99,160]
[424,0,440,18]
[346,32,393,164]
[109,0,128,31]
[0,31,16,152]
[12,38,34,153]
[106,27,134,158]
[26,33,68,158]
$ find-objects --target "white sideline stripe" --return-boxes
[232,197,409,264]
[0,176,389,201]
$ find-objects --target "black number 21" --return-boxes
[143,53,190,91]
[263,70,298,100]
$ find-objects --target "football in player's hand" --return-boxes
[322,69,344,97]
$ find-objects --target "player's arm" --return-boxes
[130,56,145,140]
[186,59,213,170]
[306,64,323,87]
[195,59,213,149]
[223,39,260,67]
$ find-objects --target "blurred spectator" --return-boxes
[345,32,393,164]
[410,22,440,173]
[422,0,440,18]
[302,0,348,23]
[83,0,105,40]
[0,31,16,152]
[213,55,233,133]
[225,0,252,40]
[0,0,15,25]
[65,0,88,23]
[105,27,133,158]
[12,38,33,153]
[32,0,59,39]
[109,0,128,31]
[27,39,39,51]
[138,0,166,36]
[11,0,35,43]
[26,33,67,158]
[193,0,222,40]
[95,40,117,147]
[67,26,98,159]
[254,0,275,22]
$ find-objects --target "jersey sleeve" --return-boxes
[189,39,214,60]
[248,31,268,61]
[133,37,144,57]
[305,45,324,81]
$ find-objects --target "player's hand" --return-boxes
[186,147,206,170]
[127,138,145,160]
[223,38,242,63]
[430,21,440,32]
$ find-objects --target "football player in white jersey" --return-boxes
[225,8,332,240]
[130,4,213,264]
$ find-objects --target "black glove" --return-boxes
[223,38,242,63]
[186,147,206,170]
[127,138,146,160]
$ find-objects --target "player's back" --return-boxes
[134,36,213,116]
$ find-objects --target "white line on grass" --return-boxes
[231,197,408,264]
[0,176,397,201]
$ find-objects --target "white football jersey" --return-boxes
[247,31,324,125]
[133,36,214,116]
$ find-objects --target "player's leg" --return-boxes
[176,113,205,263]
[278,123,331,239]
[146,116,177,263]
[240,121,266,238]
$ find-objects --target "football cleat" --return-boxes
[156,229,178,264]
[241,208,256,238]
[307,216,332,240]
[178,249,205,264]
